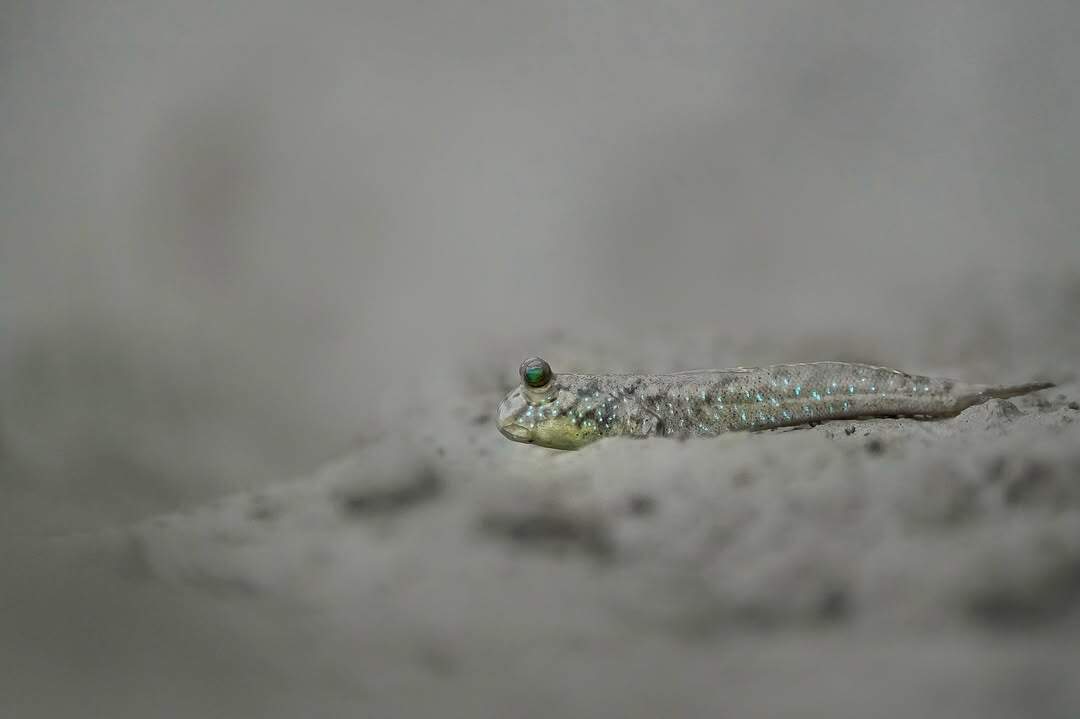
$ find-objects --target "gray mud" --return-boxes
[3,2,1080,716]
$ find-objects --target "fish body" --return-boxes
[497,358,1053,450]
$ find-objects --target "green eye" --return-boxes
[520,357,552,388]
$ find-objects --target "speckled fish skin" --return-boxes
[496,361,1054,450]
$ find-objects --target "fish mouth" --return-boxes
[497,422,532,442]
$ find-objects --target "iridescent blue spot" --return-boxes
[848,385,855,394]
[795,385,802,397]
[755,393,764,402]
[811,390,822,401]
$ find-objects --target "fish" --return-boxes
[497,357,1053,450]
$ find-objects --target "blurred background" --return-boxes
[4,0,1078,518]
[2,1,1079,716]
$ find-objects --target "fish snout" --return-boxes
[496,389,532,443]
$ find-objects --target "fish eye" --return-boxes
[520,357,553,388]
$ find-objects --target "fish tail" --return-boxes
[977,380,1055,400]
[954,380,1054,411]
